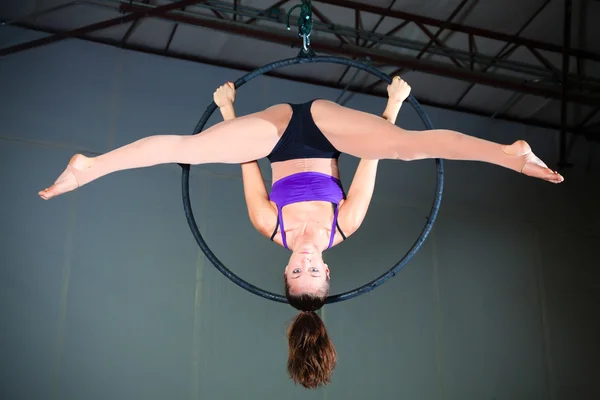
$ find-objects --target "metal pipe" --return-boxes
[182,2,599,88]
[12,19,589,136]
[528,47,562,82]
[313,0,600,62]
[576,108,600,130]
[245,0,291,25]
[140,2,600,84]
[365,20,410,49]
[5,0,596,86]
[489,93,524,119]
[115,2,600,105]
[164,23,179,52]
[5,0,600,106]
[0,0,205,56]
[311,6,350,45]
[0,0,574,82]
[335,58,369,105]
[360,0,396,47]
[0,1,82,26]
[415,0,472,60]
[414,22,462,67]
[490,78,550,120]
[13,0,594,105]
[454,0,551,105]
[354,8,360,46]
[559,0,572,168]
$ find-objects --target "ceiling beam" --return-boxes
[454,0,551,105]
[0,0,206,56]
[114,3,600,106]
[559,0,573,168]
[5,0,595,87]
[3,0,598,105]
[10,21,595,137]
[313,0,600,62]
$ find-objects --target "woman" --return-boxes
[213,79,407,389]
[38,77,563,389]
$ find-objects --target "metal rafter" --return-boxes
[164,21,179,51]
[4,0,598,106]
[368,1,474,91]
[120,0,151,44]
[354,8,360,46]
[311,5,349,46]
[365,20,410,49]
[0,0,206,56]
[107,2,599,106]
[454,0,551,105]
[11,19,598,138]
[528,46,562,81]
[468,34,476,70]
[559,0,573,168]
[245,0,291,25]
[415,0,471,61]
[4,0,597,89]
[360,0,397,47]
[335,0,395,87]
[121,19,142,44]
[313,0,600,62]
[415,22,463,67]
[3,0,600,147]
[334,0,399,87]
[577,108,600,130]
[165,3,190,52]
[209,8,226,19]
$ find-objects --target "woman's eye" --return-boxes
[310,268,319,273]
[293,269,301,274]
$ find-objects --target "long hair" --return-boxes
[284,277,337,389]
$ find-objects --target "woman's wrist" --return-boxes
[219,103,236,119]
[382,101,402,122]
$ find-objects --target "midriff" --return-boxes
[270,158,340,185]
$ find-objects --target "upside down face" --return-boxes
[285,247,330,296]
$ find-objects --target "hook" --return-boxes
[286,4,302,30]
[303,33,311,51]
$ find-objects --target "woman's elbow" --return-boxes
[250,213,273,236]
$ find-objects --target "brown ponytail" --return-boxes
[285,278,337,389]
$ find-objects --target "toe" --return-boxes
[42,186,57,199]
[550,174,564,183]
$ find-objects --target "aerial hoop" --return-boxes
[180,55,444,304]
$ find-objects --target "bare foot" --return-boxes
[38,154,93,200]
[501,140,564,184]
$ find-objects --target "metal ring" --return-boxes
[181,56,444,304]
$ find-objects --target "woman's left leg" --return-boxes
[39,104,292,199]
[310,100,563,183]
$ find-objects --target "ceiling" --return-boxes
[1,0,600,164]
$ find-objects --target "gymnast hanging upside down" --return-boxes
[39,76,563,389]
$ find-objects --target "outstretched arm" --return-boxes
[337,76,410,234]
[214,83,277,237]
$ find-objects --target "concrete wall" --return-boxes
[1,28,598,399]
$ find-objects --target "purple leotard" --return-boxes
[269,172,346,250]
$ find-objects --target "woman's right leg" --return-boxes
[311,100,563,183]
[39,104,292,199]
